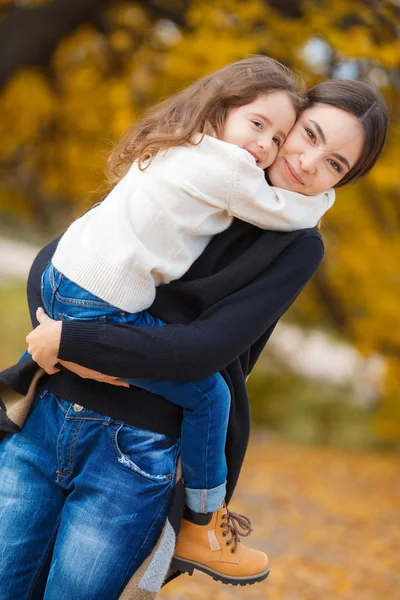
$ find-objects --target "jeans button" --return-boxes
[73,403,84,412]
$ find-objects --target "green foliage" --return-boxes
[0,281,31,370]
[247,362,381,451]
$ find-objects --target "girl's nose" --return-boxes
[257,135,273,151]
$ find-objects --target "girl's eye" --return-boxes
[273,136,281,147]
[252,120,263,129]
[304,127,315,142]
[328,158,341,173]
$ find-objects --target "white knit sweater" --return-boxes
[52,134,335,312]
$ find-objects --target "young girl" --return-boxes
[37,56,333,583]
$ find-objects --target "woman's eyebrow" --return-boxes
[332,152,351,171]
[309,119,326,143]
[309,119,351,170]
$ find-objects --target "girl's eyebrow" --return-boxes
[252,113,287,142]
[309,119,351,171]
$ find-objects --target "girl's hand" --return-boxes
[26,307,62,374]
[58,360,130,387]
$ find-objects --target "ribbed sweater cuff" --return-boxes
[59,321,100,364]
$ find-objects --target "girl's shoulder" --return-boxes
[195,133,252,160]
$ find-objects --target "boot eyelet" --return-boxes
[230,548,235,554]
[225,540,231,546]
[222,531,227,537]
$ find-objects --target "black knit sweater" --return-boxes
[2,219,323,502]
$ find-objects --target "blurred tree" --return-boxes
[0,0,188,90]
[0,0,399,444]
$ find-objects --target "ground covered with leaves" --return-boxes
[160,433,399,600]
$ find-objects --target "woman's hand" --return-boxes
[58,360,130,387]
[26,308,62,374]
[26,308,130,386]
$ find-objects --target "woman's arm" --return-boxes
[32,236,322,381]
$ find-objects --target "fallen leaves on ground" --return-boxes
[159,432,400,600]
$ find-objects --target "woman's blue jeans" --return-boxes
[0,389,179,600]
[41,263,230,512]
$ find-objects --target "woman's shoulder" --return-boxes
[279,227,324,260]
[275,228,325,275]
[292,227,324,245]
[248,227,324,282]
[257,226,324,254]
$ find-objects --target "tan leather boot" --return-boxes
[171,505,270,586]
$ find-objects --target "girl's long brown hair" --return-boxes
[106,56,304,185]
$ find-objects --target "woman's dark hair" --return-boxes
[306,79,388,187]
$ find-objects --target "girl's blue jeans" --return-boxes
[0,389,179,600]
[41,262,230,512]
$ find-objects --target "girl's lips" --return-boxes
[246,149,262,164]
[284,158,304,185]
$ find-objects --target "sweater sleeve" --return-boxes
[247,320,279,376]
[58,236,324,381]
[228,150,335,231]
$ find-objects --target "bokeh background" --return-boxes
[0,1,399,598]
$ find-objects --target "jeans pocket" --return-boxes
[110,423,178,483]
[55,275,112,310]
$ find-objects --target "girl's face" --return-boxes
[220,92,297,170]
[267,103,365,195]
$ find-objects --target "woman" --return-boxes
[0,79,388,600]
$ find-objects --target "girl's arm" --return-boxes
[229,149,335,231]
[179,139,334,232]
[28,236,323,381]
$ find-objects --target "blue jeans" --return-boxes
[0,389,179,600]
[41,263,230,512]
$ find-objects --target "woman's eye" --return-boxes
[304,127,315,141]
[273,136,281,147]
[328,158,341,173]
[252,120,263,129]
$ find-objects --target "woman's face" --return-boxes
[267,103,365,195]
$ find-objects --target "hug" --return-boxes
[0,56,387,599]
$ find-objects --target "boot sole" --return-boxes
[171,557,270,586]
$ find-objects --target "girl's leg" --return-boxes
[38,268,267,587]
[122,310,231,513]
[128,372,230,513]
[41,264,229,512]
[39,392,179,599]
[0,391,66,600]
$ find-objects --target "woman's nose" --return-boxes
[299,152,318,174]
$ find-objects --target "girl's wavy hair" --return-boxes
[106,56,304,185]
[305,79,388,188]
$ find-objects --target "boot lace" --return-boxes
[220,508,253,553]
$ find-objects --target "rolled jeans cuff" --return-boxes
[185,481,226,513]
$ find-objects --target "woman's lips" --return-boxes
[284,158,304,185]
